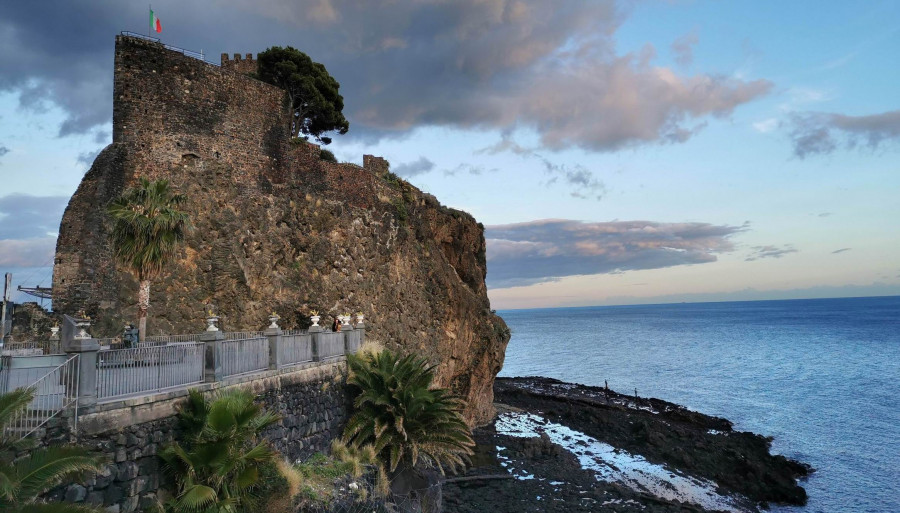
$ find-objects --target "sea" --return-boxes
[497,296,900,513]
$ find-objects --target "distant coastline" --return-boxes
[494,292,900,311]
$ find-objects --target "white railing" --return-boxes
[224,331,265,341]
[97,343,204,401]
[318,332,345,359]
[2,341,46,356]
[220,337,268,377]
[144,333,204,344]
[1,354,79,439]
[279,333,313,367]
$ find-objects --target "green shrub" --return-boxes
[343,349,474,475]
[159,389,282,513]
[392,198,408,223]
[319,149,337,163]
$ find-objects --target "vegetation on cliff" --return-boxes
[256,46,349,145]
[0,389,104,513]
[343,348,474,476]
[107,178,189,342]
[159,389,285,513]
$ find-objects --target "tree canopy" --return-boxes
[257,46,350,145]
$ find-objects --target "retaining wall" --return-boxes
[38,359,350,512]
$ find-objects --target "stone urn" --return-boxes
[310,314,321,327]
[341,315,351,326]
[355,313,365,324]
[205,315,220,332]
[75,319,92,339]
[268,313,280,330]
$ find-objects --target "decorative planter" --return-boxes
[341,315,351,326]
[355,314,365,324]
[205,315,220,332]
[75,320,92,339]
[268,313,280,330]
[310,315,321,327]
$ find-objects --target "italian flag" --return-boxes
[150,9,162,33]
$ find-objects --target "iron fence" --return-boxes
[120,31,207,61]
[1,354,79,439]
[220,337,268,377]
[1,340,60,356]
[318,332,346,360]
[144,333,204,344]
[97,343,204,401]
[279,333,313,367]
[224,331,265,341]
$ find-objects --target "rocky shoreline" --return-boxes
[443,377,812,512]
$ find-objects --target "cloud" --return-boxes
[0,238,57,267]
[77,148,103,167]
[752,118,778,133]
[831,248,852,254]
[393,156,435,178]
[478,137,605,199]
[485,219,747,288]
[1,1,771,151]
[0,194,68,239]
[671,30,698,67]
[745,244,798,261]
[788,109,900,158]
[443,164,496,176]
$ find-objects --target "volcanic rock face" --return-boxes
[52,36,508,424]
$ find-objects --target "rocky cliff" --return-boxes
[52,35,508,424]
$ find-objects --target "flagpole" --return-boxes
[149,4,152,37]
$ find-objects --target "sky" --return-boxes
[0,1,898,310]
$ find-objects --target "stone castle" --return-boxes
[52,35,508,424]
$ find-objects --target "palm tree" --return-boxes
[342,349,474,477]
[0,389,104,513]
[107,178,189,342]
[159,389,282,513]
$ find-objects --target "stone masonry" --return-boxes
[52,35,509,425]
[39,360,349,513]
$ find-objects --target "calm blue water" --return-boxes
[497,296,900,513]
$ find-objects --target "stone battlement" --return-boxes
[220,52,257,75]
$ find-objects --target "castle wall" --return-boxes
[53,36,509,425]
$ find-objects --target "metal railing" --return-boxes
[279,333,313,367]
[220,337,268,377]
[2,354,79,439]
[97,343,204,401]
[224,331,265,341]
[282,328,308,336]
[1,340,59,356]
[120,31,207,61]
[318,332,345,360]
[144,333,204,344]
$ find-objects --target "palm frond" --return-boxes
[14,446,104,501]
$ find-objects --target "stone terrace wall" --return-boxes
[53,35,509,425]
[40,360,349,513]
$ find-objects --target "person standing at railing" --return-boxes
[331,317,341,333]
[122,323,139,348]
